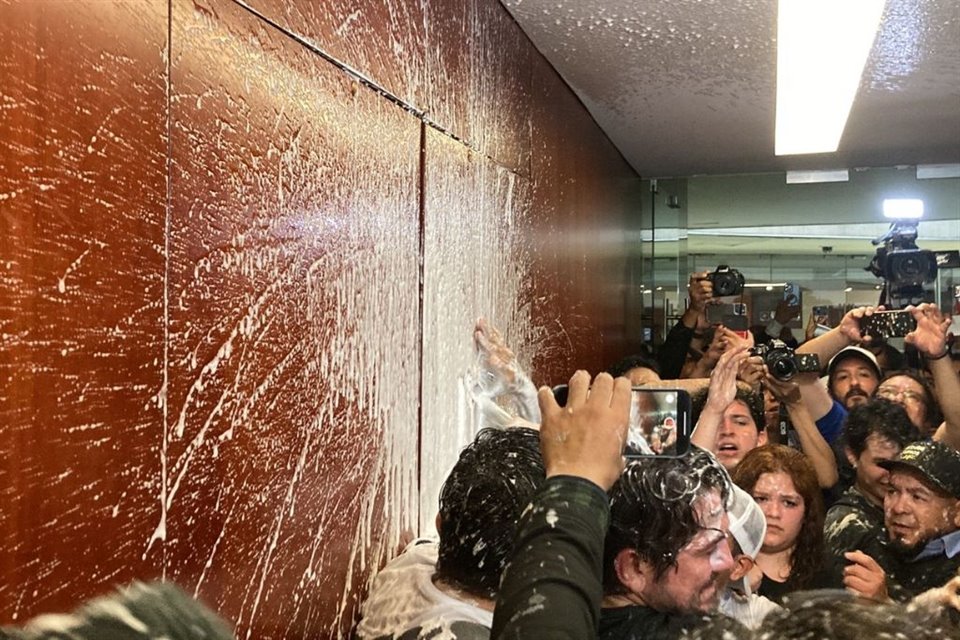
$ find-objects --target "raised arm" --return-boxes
[764,374,839,488]
[491,371,630,640]
[474,317,541,425]
[906,304,960,450]
[658,271,713,379]
[796,306,877,420]
[690,346,750,451]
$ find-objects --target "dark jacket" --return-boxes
[491,476,609,640]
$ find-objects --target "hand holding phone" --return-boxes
[859,310,918,340]
[553,385,691,457]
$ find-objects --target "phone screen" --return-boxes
[812,305,829,326]
[551,386,691,457]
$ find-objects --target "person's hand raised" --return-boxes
[537,371,631,491]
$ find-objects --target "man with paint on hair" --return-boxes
[598,447,742,639]
[356,427,545,640]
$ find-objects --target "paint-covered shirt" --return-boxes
[491,476,610,640]
[355,539,492,640]
[0,582,232,640]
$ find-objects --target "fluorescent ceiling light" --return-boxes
[775,0,885,156]
[917,164,960,179]
[785,169,849,184]
[883,198,924,219]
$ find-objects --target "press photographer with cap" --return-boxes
[841,440,960,602]
[797,303,960,450]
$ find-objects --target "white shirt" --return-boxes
[356,540,493,639]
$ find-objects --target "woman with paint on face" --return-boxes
[732,444,827,603]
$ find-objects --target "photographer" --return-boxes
[795,306,881,445]
[658,271,714,379]
[691,347,837,487]
[797,304,959,451]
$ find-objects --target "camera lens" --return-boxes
[771,356,797,381]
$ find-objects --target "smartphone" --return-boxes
[812,305,829,326]
[859,310,917,339]
[783,283,801,307]
[551,386,691,457]
[706,302,748,327]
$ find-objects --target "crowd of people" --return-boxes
[357,271,960,639]
[3,276,958,639]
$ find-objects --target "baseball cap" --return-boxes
[827,346,881,379]
[878,441,960,499]
[727,483,767,560]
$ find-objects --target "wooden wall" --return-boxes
[0,0,643,637]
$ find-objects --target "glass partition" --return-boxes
[639,168,960,346]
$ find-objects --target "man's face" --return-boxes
[884,469,960,553]
[875,376,929,434]
[848,434,901,507]
[714,400,765,471]
[830,357,879,409]
[646,489,733,614]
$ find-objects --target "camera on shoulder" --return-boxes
[750,339,820,381]
[706,265,745,297]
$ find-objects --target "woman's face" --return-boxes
[751,471,805,554]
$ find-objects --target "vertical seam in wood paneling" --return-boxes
[416,121,426,535]
[159,0,173,578]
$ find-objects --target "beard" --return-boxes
[843,388,870,408]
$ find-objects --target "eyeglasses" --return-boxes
[876,386,924,407]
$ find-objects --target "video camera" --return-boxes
[866,221,937,308]
[750,339,820,381]
[706,265,745,297]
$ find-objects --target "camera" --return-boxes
[706,265,745,297]
[750,339,821,381]
[867,221,937,308]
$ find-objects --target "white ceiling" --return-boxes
[501,0,960,178]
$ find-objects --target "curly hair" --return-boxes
[603,447,731,593]
[691,385,765,433]
[732,445,824,591]
[436,427,545,598]
[879,370,942,435]
[842,397,921,456]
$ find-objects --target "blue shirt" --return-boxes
[815,399,847,445]
[913,528,960,561]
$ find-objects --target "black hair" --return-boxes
[842,397,920,457]
[603,447,730,592]
[435,427,545,598]
[879,369,943,434]
[690,385,764,433]
[608,353,661,378]
[687,590,956,640]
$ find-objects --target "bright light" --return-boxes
[883,198,924,219]
[775,0,885,155]
[844,287,853,292]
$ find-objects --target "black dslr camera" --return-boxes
[750,339,820,381]
[706,265,745,297]
[866,221,936,308]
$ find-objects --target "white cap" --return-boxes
[826,346,881,379]
[727,483,766,560]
